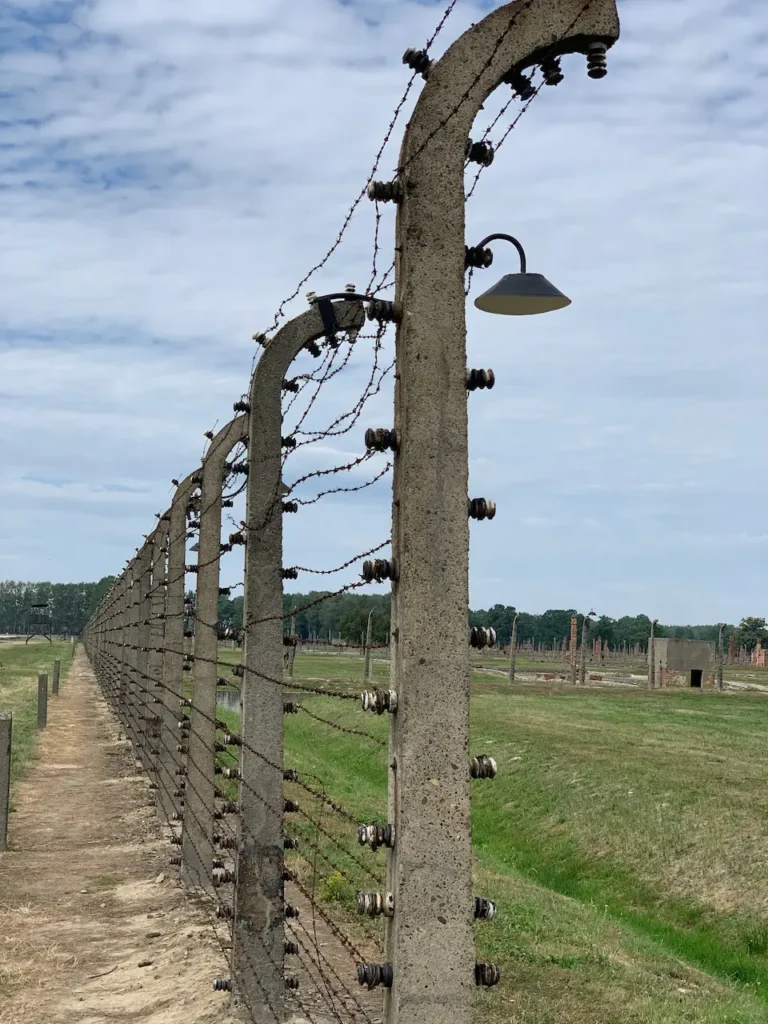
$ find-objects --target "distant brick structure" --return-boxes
[751,644,767,667]
[569,615,578,685]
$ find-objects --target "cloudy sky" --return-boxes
[1,0,766,624]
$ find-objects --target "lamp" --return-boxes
[469,233,571,316]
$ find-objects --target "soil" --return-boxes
[0,649,239,1024]
[0,650,382,1024]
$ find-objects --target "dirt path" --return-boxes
[0,650,238,1024]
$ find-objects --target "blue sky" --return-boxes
[1,0,766,623]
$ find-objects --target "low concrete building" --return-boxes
[649,638,715,688]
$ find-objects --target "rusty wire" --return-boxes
[264,0,461,337]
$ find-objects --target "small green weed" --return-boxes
[318,871,354,908]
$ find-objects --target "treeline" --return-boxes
[0,579,116,635]
[217,591,757,650]
[4,579,761,651]
[216,592,391,645]
[467,607,741,649]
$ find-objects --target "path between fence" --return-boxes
[0,648,240,1024]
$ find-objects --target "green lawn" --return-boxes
[215,648,768,1023]
[0,640,75,796]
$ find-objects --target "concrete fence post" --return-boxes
[378,4,619,1021]
[182,415,247,893]
[363,608,374,683]
[0,711,11,851]
[118,574,129,709]
[52,659,61,696]
[125,560,141,750]
[159,472,199,827]
[286,610,298,679]
[147,525,169,792]
[37,673,48,730]
[507,611,519,684]
[578,617,589,686]
[136,544,153,767]
[648,618,658,690]
[232,300,364,1020]
[117,574,130,725]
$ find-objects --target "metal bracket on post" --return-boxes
[382,4,620,1022]
[182,415,248,894]
[231,299,365,1019]
[315,296,340,340]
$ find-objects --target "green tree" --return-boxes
[735,616,768,653]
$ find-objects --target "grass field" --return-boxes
[0,640,75,797]
[215,648,768,1023]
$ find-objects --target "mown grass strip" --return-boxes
[0,641,76,792]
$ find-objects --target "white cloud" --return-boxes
[1,0,766,623]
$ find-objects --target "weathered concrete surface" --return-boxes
[159,472,199,826]
[0,650,238,1024]
[651,638,716,672]
[183,416,247,894]
[387,2,620,1022]
[234,300,364,1022]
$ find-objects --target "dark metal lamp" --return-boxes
[469,233,571,316]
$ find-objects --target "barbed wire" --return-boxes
[298,705,387,749]
[263,0,461,336]
[85,2,613,1013]
[92,642,383,1018]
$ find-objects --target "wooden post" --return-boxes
[37,673,48,729]
[0,712,11,851]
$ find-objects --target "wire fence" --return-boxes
[86,309,396,1022]
[83,3,620,1022]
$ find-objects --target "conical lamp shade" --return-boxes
[474,273,571,316]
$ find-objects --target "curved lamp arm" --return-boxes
[473,233,527,273]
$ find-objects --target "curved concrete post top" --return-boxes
[135,534,155,566]
[398,0,619,173]
[248,300,365,402]
[151,523,168,557]
[393,0,620,338]
[201,414,248,473]
[170,468,202,510]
